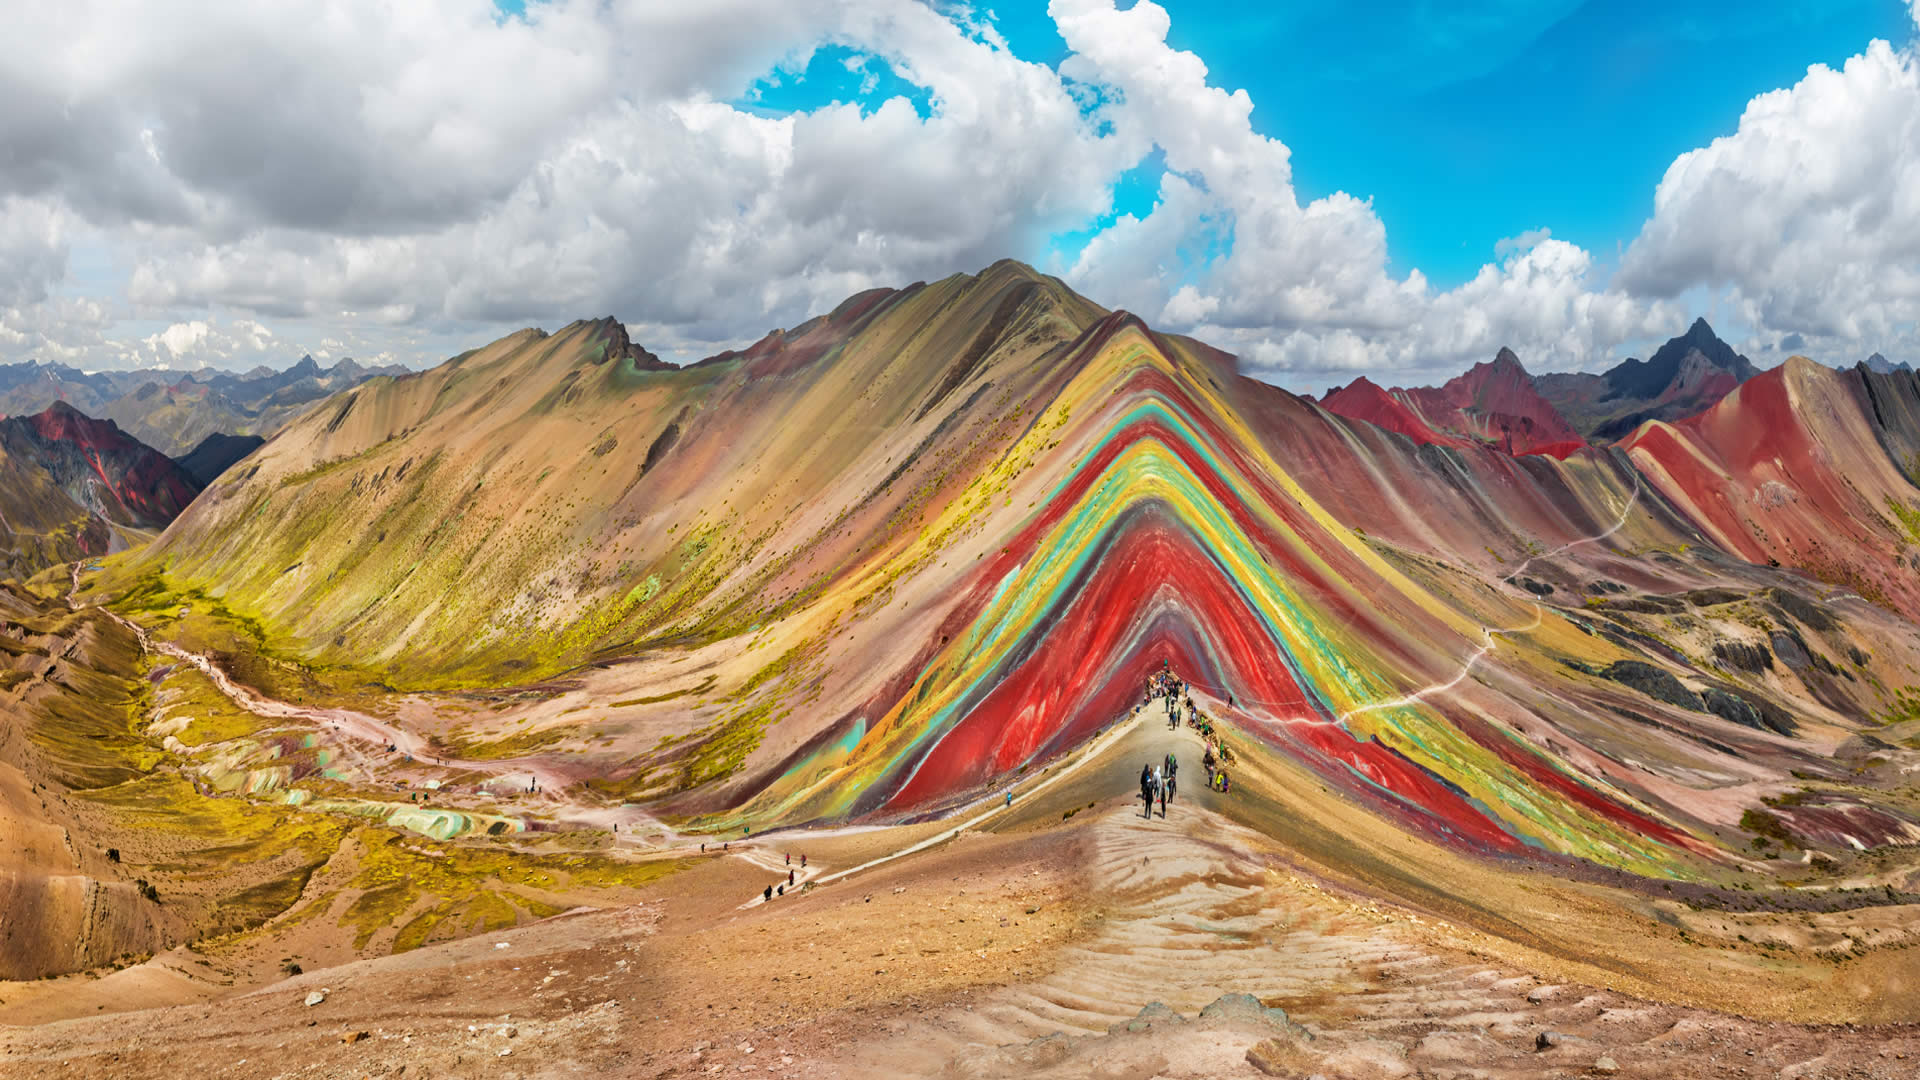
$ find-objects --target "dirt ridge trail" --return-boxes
[6,715,1919,1078]
[842,799,1920,1080]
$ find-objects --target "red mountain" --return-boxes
[1314,375,1468,448]
[1319,348,1584,456]
[1623,355,1920,616]
[0,401,201,530]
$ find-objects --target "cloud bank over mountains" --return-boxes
[1,0,1916,386]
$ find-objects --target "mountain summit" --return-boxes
[1602,317,1757,401]
[1535,317,1757,440]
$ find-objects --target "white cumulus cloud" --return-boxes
[1050,0,1678,384]
[0,0,1911,384]
[1618,31,1920,360]
[9,0,1129,366]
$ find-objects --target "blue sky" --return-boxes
[754,0,1908,291]
[7,1,1919,384]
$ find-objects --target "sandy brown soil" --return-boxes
[7,718,1920,1079]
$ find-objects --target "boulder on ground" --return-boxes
[1199,992,1313,1039]
[1109,1000,1186,1034]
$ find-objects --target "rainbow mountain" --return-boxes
[93,261,1920,884]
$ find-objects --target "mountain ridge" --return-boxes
[0,354,409,457]
[80,260,1920,894]
[0,401,205,579]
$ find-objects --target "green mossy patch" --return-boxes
[341,829,690,952]
[1878,685,1920,726]
[442,724,567,761]
[1887,497,1920,546]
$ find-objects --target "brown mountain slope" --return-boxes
[109,261,1107,690]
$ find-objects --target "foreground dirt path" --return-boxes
[9,711,1919,1080]
[843,797,1920,1079]
[8,806,1916,1079]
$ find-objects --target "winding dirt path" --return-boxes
[65,561,674,831]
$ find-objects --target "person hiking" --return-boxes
[1152,765,1166,817]
[1139,764,1155,818]
[1164,753,1178,802]
[764,885,773,902]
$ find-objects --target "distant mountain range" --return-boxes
[1533,318,1759,441]
[3,315,1895,587]
[1318,347,1585,456]
[0,355,407,458]
[1318,317,1780,452]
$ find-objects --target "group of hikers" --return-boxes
[1136,664,1235,814]
[758,851,809,903]
[1139,752,1179,817]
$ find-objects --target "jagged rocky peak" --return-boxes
[571,316,676,370]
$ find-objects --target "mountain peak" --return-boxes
[1492,346,1524,371]
[570,316,676,370]
[1602,318,1755,403]
[24,400,138,455]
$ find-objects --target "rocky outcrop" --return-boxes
[1596,660,1704,712]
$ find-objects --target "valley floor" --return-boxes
[6,717,1919,1080]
